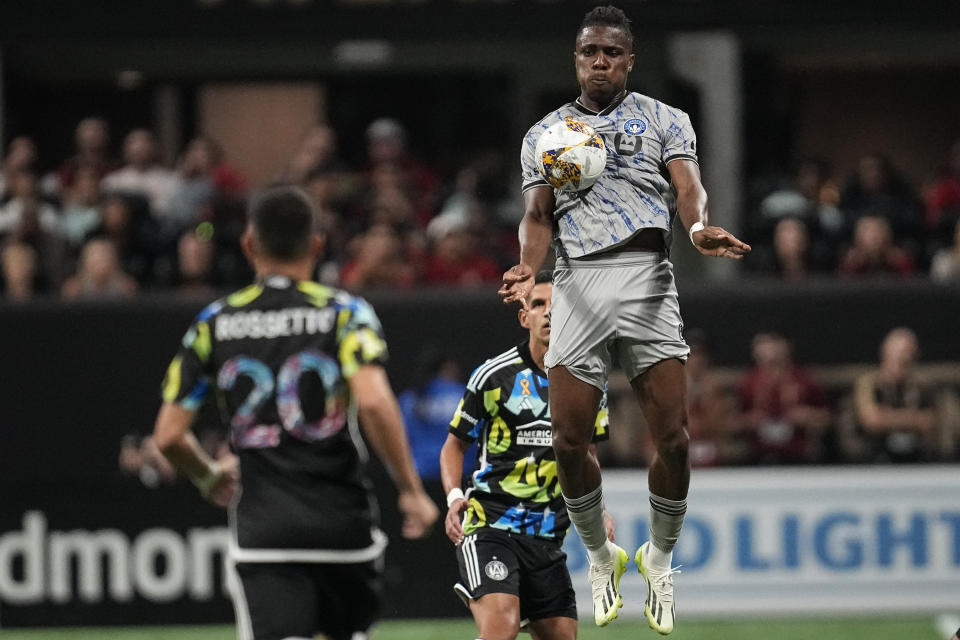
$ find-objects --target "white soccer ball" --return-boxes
[535,117,606,192]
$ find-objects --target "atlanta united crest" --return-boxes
[485,559,508,581]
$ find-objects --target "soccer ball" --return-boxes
[535,117,606,192]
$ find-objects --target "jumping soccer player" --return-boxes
[500,5,750,634]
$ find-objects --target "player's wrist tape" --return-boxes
[190,461,222,497]
[446,488,465,508]
[688,221,705,246]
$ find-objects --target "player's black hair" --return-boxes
[535,270,554,285]
[248,185,316,261]
[578,5,633,48]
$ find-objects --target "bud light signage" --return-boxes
[564,465,960,617]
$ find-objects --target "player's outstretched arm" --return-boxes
[153,402,239,507]
[668,158,751,260]
[439,433,472,545]
[349,364,439,539]
[499,186,555,308]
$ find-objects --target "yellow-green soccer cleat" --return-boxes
[588,542,629,626]
[636,542,680,635]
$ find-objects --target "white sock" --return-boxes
[564,485,611,562]
[647,493,687,571]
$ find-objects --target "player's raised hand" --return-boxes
[499,264,535,309]
[398,489,440,540]
[445,497,469,545]
[691,225,751,259]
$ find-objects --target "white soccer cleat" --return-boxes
[636,541,680,635]
[588,542,629,627]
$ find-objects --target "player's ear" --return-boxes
[518,306,530,329]
[628,53,635,73]
[240,227,256,262]
[310,232,325,258]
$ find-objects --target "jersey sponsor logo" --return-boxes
[485,559,509,581]
[516,427,552,447]
[624,118,647,135]
[214,307,336,341]
[614,133,642,156]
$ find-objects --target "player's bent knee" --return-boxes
[656,426,689,462]
[552,429,590,461]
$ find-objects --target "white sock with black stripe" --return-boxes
[648,493,687,571]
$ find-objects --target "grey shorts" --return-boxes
[544,250,690,390]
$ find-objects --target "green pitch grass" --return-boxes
[0,617,942,640]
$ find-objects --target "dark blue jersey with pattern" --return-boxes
[162,275,389,558]
[449,341,609,542]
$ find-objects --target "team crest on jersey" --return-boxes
[623,118,647,135]
[485,559,509,581]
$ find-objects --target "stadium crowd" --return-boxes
[0,116,514,301]
[5,116,959,470]
[3,116,960,302]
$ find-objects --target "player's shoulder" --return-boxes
[466,345,525,392]
[625,91,690,125]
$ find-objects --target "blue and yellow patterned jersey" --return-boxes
[521,91,698,259]
[162,275,388,556]
[449,341,609,542]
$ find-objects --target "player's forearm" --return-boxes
[153,404,219,487]
[358,395,426,495]
[676,181,708,234]
[439,437,467,496]
[518,209,553,271]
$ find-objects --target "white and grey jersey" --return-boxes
[520,91,698,259]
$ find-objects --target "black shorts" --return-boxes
[232,560,382,640]
[456,527,577,622]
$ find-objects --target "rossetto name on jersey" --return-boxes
[214,307,336,341]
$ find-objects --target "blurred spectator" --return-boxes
[0,241,39,301]
[173,229,217,297]
[923,138,960,244]
[364,118,440,225]
[422,220,501,287]
[838,215,916,277]
[0,170,66,290]
[684,330,748,467]
[760,217,821,280]
[61,237,138,300]
[279,124,349,185]
[756,157,845,242]
[850,328,938,462]
[0,169,61,238]
[840,154,923,243]
[397,348,466,480]
[738,332,832,464]
[167,137,248,235]
[55,117,117,194]
[0,136,39,198]
[340,223,416,290]
[102,129,177,217]
[85,194,158,286]
[930,218,960,283]
[304,170,350,285]
[59,165,103,251]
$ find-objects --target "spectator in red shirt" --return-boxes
[422,218,501,287]
[738,332,832,465]
[839,215,915,277]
